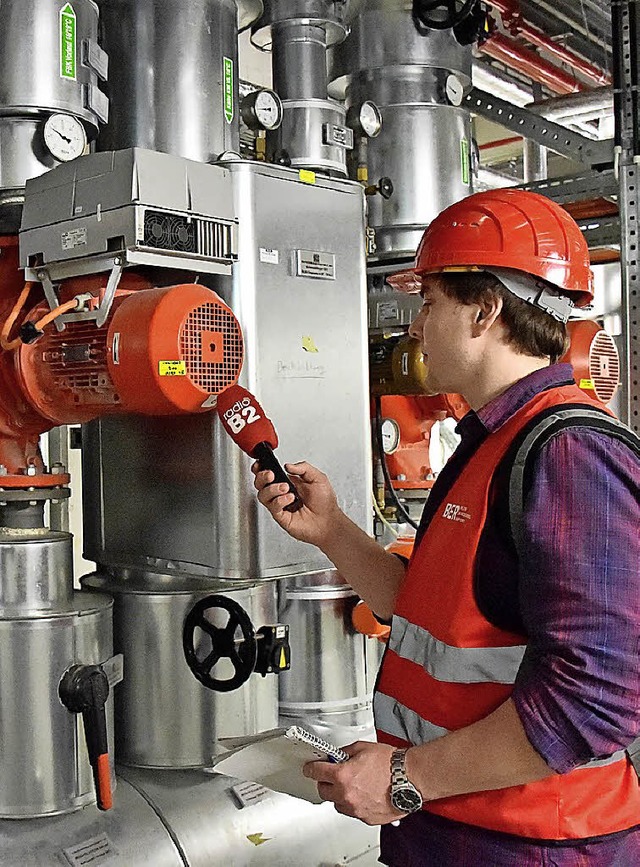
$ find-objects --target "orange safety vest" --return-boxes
[375,383,640,840]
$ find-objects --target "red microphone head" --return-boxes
[216,384,278,456]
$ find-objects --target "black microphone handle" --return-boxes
[253,442,303,513]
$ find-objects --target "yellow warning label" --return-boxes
[579,378,595,390]
[279,647,287,669]
[299,169,316,185]
[357,166,368,182]
[302,335,319,353]
[159,361,186,377]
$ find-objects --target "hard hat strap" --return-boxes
[485,267,575,323]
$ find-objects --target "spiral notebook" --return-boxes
[212,725,348,803]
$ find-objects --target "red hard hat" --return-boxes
[389,190,594,307]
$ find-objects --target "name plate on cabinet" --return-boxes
[295,250,336,280]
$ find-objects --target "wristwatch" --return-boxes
[390,748,423,814]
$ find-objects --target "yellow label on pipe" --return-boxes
[299,170,316,184]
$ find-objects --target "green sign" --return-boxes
[60,3,76,80]
[460,138,470,186]
[223,56,234,124]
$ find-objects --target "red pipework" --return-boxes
[480,31,582,95]
[489,0,611,88]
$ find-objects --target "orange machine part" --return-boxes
[378,393,468,490]
[352,600,391,644]
[17,283,244,423]
[562,320,620,405]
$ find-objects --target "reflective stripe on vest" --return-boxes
[374,691,448,745]
[374,691,626,771]
[390,615,526,684]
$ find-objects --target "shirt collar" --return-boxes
[456,364,575,438]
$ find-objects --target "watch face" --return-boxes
[391,785,423,813]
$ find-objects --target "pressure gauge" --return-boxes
[381,418,400,454]
[445,74,464,107]
[43,113,87,162]
[240,89,283,132]
[359,101,383,138]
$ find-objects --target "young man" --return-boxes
[252,190,640,865]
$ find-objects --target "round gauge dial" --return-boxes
[254,90,283,131]
[43,113,87,162]
[381,418,400,454]
[445,74,464,107]
[359,101,383,138]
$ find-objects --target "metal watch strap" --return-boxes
[391,748,410,786]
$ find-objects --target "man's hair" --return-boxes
[434,271,568,361]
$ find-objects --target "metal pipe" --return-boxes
[479,32,582,95]
[489,0,611,87]
[272,21,328,100]
[528,86,613,120]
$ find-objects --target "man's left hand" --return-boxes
[303,741,406,825]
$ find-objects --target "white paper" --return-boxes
[212,726,345,803]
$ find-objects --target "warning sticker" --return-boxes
[159,361,186,377]
[579,378,595,390]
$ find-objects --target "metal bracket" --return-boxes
[465,88,614,167]
[515,169,618,203]
[35,258,124,332]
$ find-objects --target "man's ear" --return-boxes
[471,293,503,336]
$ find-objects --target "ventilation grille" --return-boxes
[589,330,620,405]
[180,301,243,394]
[143,209,235,260]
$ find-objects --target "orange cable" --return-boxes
[0,282,34,351]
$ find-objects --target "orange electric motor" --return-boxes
[562,319,620,405]
[16,282,244,426]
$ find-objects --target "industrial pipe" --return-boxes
[489,0,612,88]
[479,31,582,95]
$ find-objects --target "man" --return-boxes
[252,190,640,866]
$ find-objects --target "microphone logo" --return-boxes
[222,397,262,434]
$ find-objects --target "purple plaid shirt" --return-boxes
[380,364,640,866]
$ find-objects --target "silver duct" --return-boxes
[329,0,474,260]
[0,0,107,231]
[96,0,263,160]
[253,0,352,175]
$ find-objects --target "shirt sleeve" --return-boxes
[510,428,640,774]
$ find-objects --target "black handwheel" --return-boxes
[183,595,258,692]
[412,0,477,32]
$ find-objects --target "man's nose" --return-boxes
[408,312,422,340]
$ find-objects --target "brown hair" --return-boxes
[435,271,568,361]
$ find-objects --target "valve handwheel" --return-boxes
[183,595,258,692]
[412,0,478,32]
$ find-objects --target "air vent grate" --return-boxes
[180,301,243,394]
[590,330,620,405]
[143,209,234,260]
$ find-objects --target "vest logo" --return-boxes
[442,502,472,523]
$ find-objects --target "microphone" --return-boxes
[216,384,303,513]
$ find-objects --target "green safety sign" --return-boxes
[223,56,234,124]
[460,138,470,186]
[60,3,76,80]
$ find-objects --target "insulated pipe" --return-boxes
[272,21,328,100]
[479,32,582,95]
[489,0,611,88]
[529,86,613,121]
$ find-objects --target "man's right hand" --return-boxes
[251,460,344,548]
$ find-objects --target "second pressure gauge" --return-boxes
[241,89,283,132]
[43,113,87,162]
[359,101,383,138]
[381,418,401,454]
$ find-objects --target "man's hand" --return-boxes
[303,741,405,826]
[252,460,346,547]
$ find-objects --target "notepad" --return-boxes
[211,725,349,803]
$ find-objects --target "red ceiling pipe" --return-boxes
[489,0,612,88]
[479,31,582,95]
[479,135,522,150]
